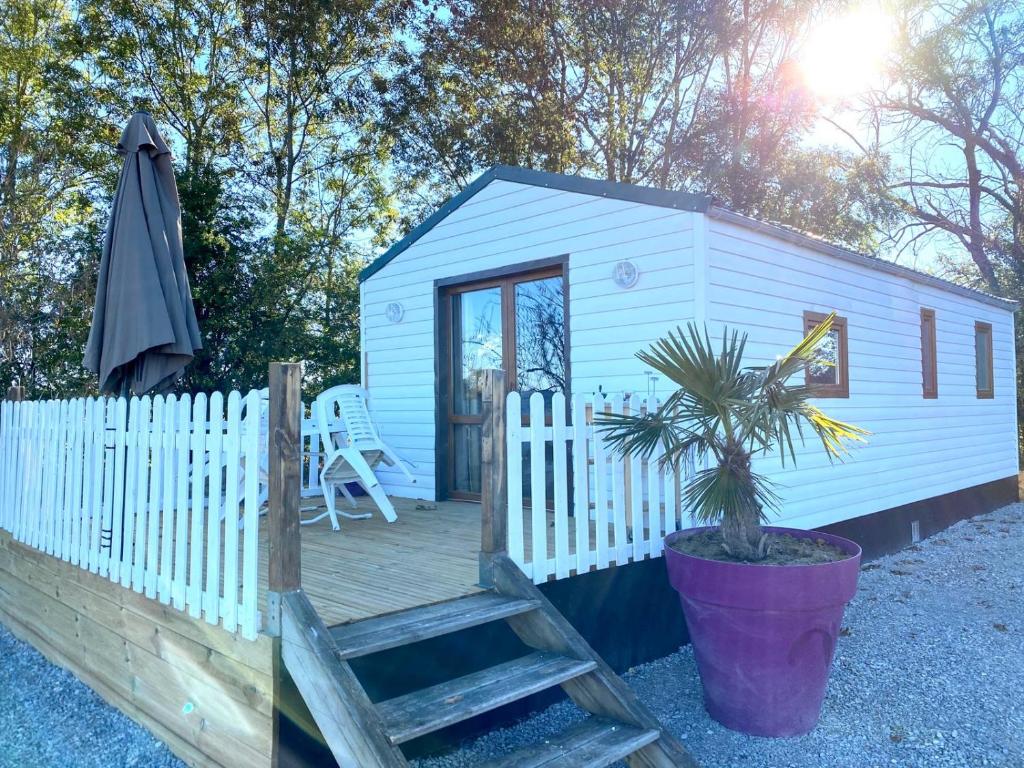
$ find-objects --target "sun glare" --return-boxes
[799,4,894,100]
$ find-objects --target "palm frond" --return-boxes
[600,316,868,531]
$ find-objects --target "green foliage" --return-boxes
[0,0,1017,414]
[598,317,868,559]
[384,0,889,246]
[1,0,394,398]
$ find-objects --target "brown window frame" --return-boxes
[975,321,994,399]
[920,308,938,399]
[803,311,849,398]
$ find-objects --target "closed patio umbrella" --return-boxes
[83,111,201,396]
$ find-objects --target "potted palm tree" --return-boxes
[599,314,868,737]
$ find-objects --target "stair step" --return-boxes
[479,717,661,768]
[377,651,597,745]
[330,592,541,659]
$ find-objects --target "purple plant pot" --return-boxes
[664,526,861,737]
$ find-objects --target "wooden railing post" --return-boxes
[267,362,302,635]
[479,368,507,588]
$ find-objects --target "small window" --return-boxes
[975,321,994,399]
[920,309,938,399]
[803,311,849,398]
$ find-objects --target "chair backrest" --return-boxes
[314,385,379,452]
[240,387,270,436]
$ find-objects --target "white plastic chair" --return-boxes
[311,385,416,530]
[238,388,270,508]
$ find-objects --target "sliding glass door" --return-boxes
[443,265,567,499]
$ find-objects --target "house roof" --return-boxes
[360,166,1017,312]
[359,165,711,282]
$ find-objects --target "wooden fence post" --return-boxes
[479,368,507,588]
[6,383,24,401]
[267,362,302,633]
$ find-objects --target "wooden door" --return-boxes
[442,265,567,500]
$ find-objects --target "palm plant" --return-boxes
[598,314,869,561]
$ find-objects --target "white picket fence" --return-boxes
[0,391,265,639]
[507,391,695,584]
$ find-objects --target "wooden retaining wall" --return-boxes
[0,530,276,768]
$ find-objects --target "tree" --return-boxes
[81,0,248,177]
[866,0,1024,291]
[237,0,400,243]
[385,0,886,246]
[0,0,117,396]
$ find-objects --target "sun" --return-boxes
[799,4,894,100]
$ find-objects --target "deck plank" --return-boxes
[253,495,608,628]
[257,497,487,627]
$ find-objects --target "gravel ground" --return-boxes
[0,624,184,768]
[2,505,1021,768]
[413,503,1024,768]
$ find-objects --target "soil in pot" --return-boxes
[670,528,848,565]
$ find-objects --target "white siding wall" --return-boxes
[361,180,695,499]
[705,216,1018,530]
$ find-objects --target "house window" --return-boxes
[803,311,849,398]
[920,309,938,399]
[975,321,994,399]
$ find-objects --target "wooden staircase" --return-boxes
[265,364,699,768]
[281,554,698,768]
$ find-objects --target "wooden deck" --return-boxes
[258,497,486,627]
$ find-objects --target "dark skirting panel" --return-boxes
[280,474,1019,764]
[818,474,1019,560]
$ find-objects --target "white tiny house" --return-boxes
[359,166,1018,542]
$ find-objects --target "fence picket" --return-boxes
[68,400,84,566]
[188,394,208,618]
[82,400,98,571]
[36,402,48,550]
[591,393,610,569]
[6,402,19,535]
[0,402,10,530]
[20,403,38,548]
[240,389,261,639]
[571,395,590,575]
[172,395,191,609]
[647,425,663,557]
[39,401,54,553]
[551,393,570,580]
[528,393,548,584]
[629,415,644,563]
[51,401,68,559]
[609,395,629,565]
[221,391,241,633]
[663,455,677,540]
[144,396,164,598]
[121,398,140,588]
[98,399,116,577]
[91,399,108,573]
[204,392,224,625]
[505,392,525,573]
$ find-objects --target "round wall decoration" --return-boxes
[384,302,404,323]
[612,260,639,289]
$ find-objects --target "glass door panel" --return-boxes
[452,286,503,416]
[514,275,566,418]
